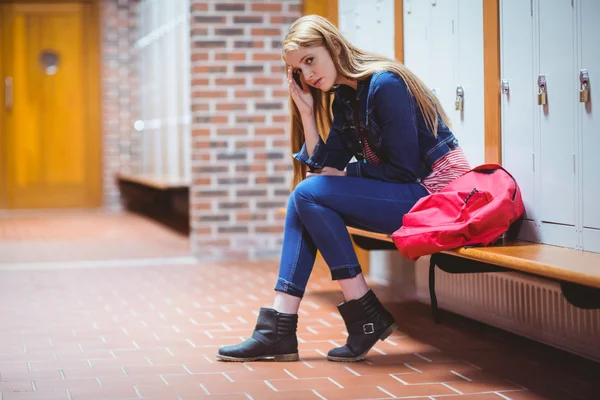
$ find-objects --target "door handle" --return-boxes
[5,77,13,110]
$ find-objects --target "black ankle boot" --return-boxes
[328,290,397,362]
[216,307,299,362]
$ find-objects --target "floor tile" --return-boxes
[1,211,599,400]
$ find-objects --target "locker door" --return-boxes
[353,1,374,49]
[428,0,458,120]
[366,0,395,59]
[403,0,431,85]
[580,0,600,253]
[338,0,358,47]
[500,0,536,227]
[454,0,484,167]
[339,0,395,59]
[538,0,578,247]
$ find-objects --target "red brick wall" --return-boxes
[100,0,140,210]
[189,0,302,260]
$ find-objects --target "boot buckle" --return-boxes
[363,323,375,335]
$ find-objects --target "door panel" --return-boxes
[454,0,484,167]
[581,0,600,230]
[1,3,100,209]
[500,0,536,222]
[580,0,600,252]
[538,0,577,226]
[403,0,430,85]
[428,0,457,126]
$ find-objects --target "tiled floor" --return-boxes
[0,211,190,263]
[1,211,599,400]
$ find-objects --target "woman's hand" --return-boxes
[287,67,314,116]
[307,167,347,178]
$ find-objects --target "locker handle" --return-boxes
[455,86,464,111]
[501,79,510,95]
[537,74,547,105]
[4,77,12,110]
[580,69,590,103]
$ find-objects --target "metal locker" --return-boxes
[537,0,578,247]
[369,0,396,59]
[403,0,431,84]
[338,0,358,48]
[339,0,395,60]
[454,0,485,167]
[500,0,537,225]
[580,0,600,252]
[427,0,458,122]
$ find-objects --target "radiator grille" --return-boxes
[416,266,600,362]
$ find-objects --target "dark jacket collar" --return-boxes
[335,74,372,103]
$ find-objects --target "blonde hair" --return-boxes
[281,15,452,190]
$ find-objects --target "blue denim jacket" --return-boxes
[293,70,459,183]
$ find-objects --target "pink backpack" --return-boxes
[392,164,525,261]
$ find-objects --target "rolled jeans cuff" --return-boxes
[330,264,363,280]
[274,278,305,299]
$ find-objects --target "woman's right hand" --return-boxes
[287,67,314,116]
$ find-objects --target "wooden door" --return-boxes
[0,2,101,209]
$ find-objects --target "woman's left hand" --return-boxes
[307,167,347,177]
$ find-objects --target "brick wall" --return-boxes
[100,0,140,210]
[189,0,302,260]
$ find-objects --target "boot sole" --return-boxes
[216,353,299,362]
[327,322,398,362]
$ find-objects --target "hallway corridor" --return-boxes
[0,212,191,265]
[0,212,598,399]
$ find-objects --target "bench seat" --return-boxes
[345,226,600,289]
[343,225,600,322]
[278,208,600,321]
[117,173,190,190]
[117,173,190,234]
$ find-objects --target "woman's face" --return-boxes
[285,46,338,92]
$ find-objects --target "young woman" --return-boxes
[217,15,470,363]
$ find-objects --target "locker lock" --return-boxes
[537,74,547,106]
[455,86,464,111]
[501,79,510,95]
[580,69,590,103]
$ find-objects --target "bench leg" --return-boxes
[429,255,441,324]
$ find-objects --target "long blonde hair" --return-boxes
[281,15,452,190]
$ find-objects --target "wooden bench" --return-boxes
[347,227,600,322]
[117,173,190,191]
[279,208,600,322]
[117,173,190,234]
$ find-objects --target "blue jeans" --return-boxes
[275,175,429,298]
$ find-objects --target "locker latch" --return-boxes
[501,79,510,95]
[455,86,464,111]
[537,74,547,105]
[580,69,590,103]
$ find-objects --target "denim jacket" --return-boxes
[293,70,459,183]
